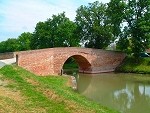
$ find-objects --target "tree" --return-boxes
[0,32,32,53]
[18,32,32,51]
[0,38,19,53]
[0,41,7,53]
[75,1,115,49]
[31,12,79,49]
[107,0,150,56]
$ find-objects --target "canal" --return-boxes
[64,69,150,113]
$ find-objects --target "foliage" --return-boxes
[0,32,32,53]
[107,0,150,56]
[75,1,115,49]
[0,41,7,53]
[116,56,150,74]
[31,12,79,49]
[63,57,79,69]
[0,13,79,52]
[0,38,19,53]
[0,65,118,113]
[18,32,32,51]
[1,0,149,53]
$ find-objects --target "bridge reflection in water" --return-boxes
[77,73,150,113]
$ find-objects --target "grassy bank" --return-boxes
[116,57,150,74]
[0,65,118,113]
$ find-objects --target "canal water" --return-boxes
[76,73,150,113]
[63,68,150,113]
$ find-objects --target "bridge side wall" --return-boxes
[88,50,126,73]
[0,52,15,60]
[17,49,54,75]
[17,48,126,76]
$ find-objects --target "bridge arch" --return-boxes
[60,55,92,74]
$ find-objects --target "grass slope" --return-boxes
[116,57,150,74]
[0,65,118,113]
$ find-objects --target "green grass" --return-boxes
[0,65,119,113]
[116,56,150,74]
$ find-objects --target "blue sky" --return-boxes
[0,0,110,42]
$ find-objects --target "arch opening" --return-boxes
[62,55,91,75]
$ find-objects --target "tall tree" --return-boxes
[107,0,150,56]
[75,1,114,49]
[31,12,79,49]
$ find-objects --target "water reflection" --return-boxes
[77,73,150,113]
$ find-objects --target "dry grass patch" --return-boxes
[41,89,95,113]
[26,78,39,86]
[0,78,23,102]
[0,86,22,102]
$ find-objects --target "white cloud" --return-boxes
[1,0,57,32]
[84,0,110,3]
[0,0,77,33]
[0,0,110,41]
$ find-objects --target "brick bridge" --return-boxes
[16,47,126,76]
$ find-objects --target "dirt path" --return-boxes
[0,58,16,67]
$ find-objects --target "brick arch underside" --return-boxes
[61,55,92,74]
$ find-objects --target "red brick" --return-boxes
[17,47,126,76]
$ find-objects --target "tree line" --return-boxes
[0,0,150,57]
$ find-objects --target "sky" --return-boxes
[0,0,110,42]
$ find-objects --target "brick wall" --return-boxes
[0,52,15,60]
[17,47,126,76]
